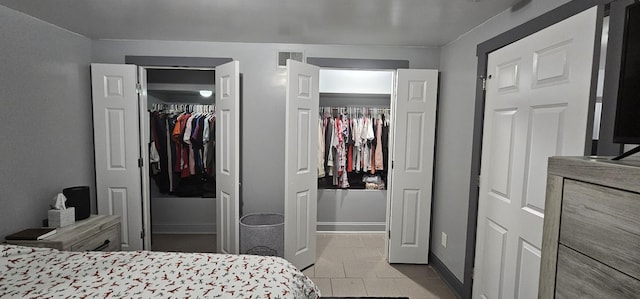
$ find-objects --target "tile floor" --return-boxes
[151,232,458,298]
[308,233,458,299]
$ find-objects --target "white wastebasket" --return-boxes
[239,213,284,257]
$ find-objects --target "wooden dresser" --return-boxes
[540,157,640,298]
[5,214,121,251]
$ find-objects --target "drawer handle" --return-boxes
[92,240,110,251]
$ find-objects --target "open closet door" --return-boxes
[137,66,152,250]
[284,60,319,269]
[215,60,240,254]
[388,69,438,263]
[473,7,597,298]
[91,63,144,251]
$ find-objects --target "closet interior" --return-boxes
[317,69,394,232]
[146,68,217,252]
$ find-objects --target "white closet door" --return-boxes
[388,69,438,263]
[91,63,143,251]
[284,59,319,269]
[137,66,151,250]
[215,60,240,254]
[473,7,597,299]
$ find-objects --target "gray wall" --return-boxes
[91,40,439,217]
[0,6,93,238]
[317,190,387,231]
[431,0,571,282]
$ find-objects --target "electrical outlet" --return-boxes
[441,232,447,248]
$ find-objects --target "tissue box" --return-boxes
[48,207,75,228]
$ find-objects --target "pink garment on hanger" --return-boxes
[375,118,384,170]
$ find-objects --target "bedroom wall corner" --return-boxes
[0,5,94,239]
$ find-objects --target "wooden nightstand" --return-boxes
[5,214,121,251]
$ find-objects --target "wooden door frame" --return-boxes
[463,1,622,298]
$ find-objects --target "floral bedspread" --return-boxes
[0,244,319,298]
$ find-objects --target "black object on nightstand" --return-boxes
[63,186,91,220]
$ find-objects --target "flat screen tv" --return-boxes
[613,2,640,145]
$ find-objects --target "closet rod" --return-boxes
[150,103,215,113]
[320,106,391,116]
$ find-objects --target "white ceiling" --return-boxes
[0,0,519,47]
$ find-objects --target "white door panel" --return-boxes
[479,219,507,299]
[473,7,598,298]
[388,69,438,263]
[515,240,541,299]
[137,67,151,250]
[91,63,143,251]
[216,61,240,254]
[284,60,319,269]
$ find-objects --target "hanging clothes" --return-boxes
[318,118,326,178]
[318,107,390,189]
[374,117,384,170]
[149,104,216,197]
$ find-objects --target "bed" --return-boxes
[0,244,319,298]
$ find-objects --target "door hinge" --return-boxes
[138,158,143,168]
[388,230,391,239]
[477,175,481,187]
[392,161,394,169]
[480,75,487,91]
[135,82,142,94]
[140,230,145,239]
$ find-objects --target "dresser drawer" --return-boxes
[555,245,640,298]
[70,224,121,251]
[559,179,640,280]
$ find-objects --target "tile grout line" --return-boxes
[316,233,456,298]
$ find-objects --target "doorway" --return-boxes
[283,59,439,269]
[143,67,218,253]
[316,68,394,234]
[91,58,240,253]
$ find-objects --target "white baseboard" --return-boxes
[152,223,215,234]
[316,231,386,235]
[316,221,386,232]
